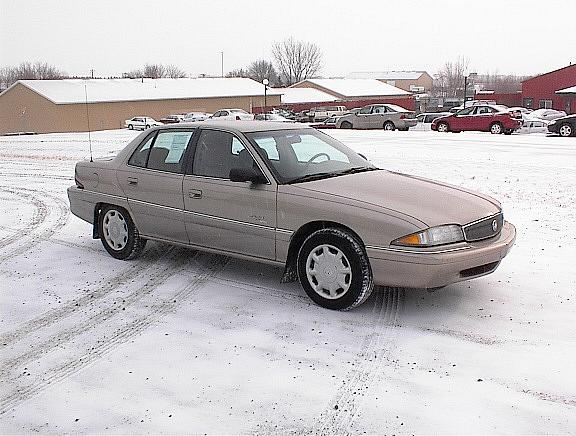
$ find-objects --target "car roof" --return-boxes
[151,120,311,133]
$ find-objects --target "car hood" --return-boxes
[292,170,501,228]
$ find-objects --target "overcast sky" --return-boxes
[1,0,575,79]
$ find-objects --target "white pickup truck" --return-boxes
[308,105,348,122]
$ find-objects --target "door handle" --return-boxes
[127,177,138,185]
[189,189,202,199]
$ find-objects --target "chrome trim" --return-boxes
[182,209,275,231]
[84,190,126,202]
[276,228,294,236]
[365,244,471,255]
[129,198,182,213]
[462,212,502,229]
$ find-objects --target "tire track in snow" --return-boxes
[312,287,404,435]
[0,246,187,376]
[0,188,47,250]
[0,253,228,415]
[0,186,70,265]
[0,244,165,347]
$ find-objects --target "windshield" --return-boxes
[246,129,376,184]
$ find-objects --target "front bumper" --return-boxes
[366,221,516,289]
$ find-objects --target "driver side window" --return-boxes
[359,107,372,114]
[291,135,349,164]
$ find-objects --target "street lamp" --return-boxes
[262,78,269,113]
[464,72,477,108]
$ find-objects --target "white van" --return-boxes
[308,105,348,122]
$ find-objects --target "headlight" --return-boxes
[391,224,464,247]
[548,120,556,126]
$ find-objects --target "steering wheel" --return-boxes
[304,152,331,169]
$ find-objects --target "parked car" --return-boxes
[159,114,185,124]
[336,104,418,131]
[308,105,348,122]
[529,108,567,121]
[254,113,293,122]
[431,105,522,134]
[416,112,451,124]
[547,114,576,137]
[310,116,339,129]
[68,121,515,311]
[210,109,254,121]
[183,112,211,122]
[124,117,162,130]
[449,100,498,113]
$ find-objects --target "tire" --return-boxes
[128,124,133,130]
[145,124,150,129]
[504,129,513,135]
[297,228,374,311]
[340,121,353,129]
[490,122,503,134]
[383,121,395,131]
[437,122,449,133]
[99,204,146,260]
[558,123,573,137]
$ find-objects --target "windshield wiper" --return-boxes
[287,166,379,184]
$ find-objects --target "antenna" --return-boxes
[84,83,93,162]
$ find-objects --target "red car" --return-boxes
[431,105,522,135]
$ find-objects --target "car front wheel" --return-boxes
[436,122,449,132]
[340,121,353,129]
[297,228,374,310]
[99,205,146,260]
[558,123,573,137]
[128,124,133,130]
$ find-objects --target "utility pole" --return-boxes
[220,51,224,77]
[90,69,94,79]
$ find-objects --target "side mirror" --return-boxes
[229,167,267,184]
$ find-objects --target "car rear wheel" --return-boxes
[340,121,353,129]
[128,124,133,130]
[490,122,503,134]
[297,228,374,310]
[559,123,573,137]
[383,121,396,131]
[437,122,449,132]
[99,205,146,260]
[145,124,150,129]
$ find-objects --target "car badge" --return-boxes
[492,219,498,232]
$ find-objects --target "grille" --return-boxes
[463,213,503,242]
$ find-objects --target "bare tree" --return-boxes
[164,64,187,78]
[0,61,67,90]
[124,63,187,79]
[226,68,248,78]
[432,56,470,98]
[272,38,322,86]
[476,72,530,93]
[247,60,279,86]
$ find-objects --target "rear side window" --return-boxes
[128,134,155,167]
[128,130,194,173]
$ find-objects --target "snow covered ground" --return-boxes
[0,128,575,434]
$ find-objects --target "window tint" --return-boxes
[147,131,194,173]
[128,134,155,167]
[372,106,387,114]
[458,107,475,115]
[359,107,372,114]
[193,130,256,179]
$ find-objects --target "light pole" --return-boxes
[463,72,477,108]
[262,78,269,113]
[220,51,224,78]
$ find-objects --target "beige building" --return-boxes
[290,78,411,100]
[347,71,433,93]
[0,78,281,134]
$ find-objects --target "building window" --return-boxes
[523,97,533,108]
[539,99,553,109]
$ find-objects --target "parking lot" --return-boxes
[0,129,575,434]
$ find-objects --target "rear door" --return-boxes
[182,128,276,260]
[117,128,196,243]
[369,105,388,129]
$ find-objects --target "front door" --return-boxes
[117,129,196,243]
[182,128,276,260]
[451,106,475,130]
[355,106,372,129]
